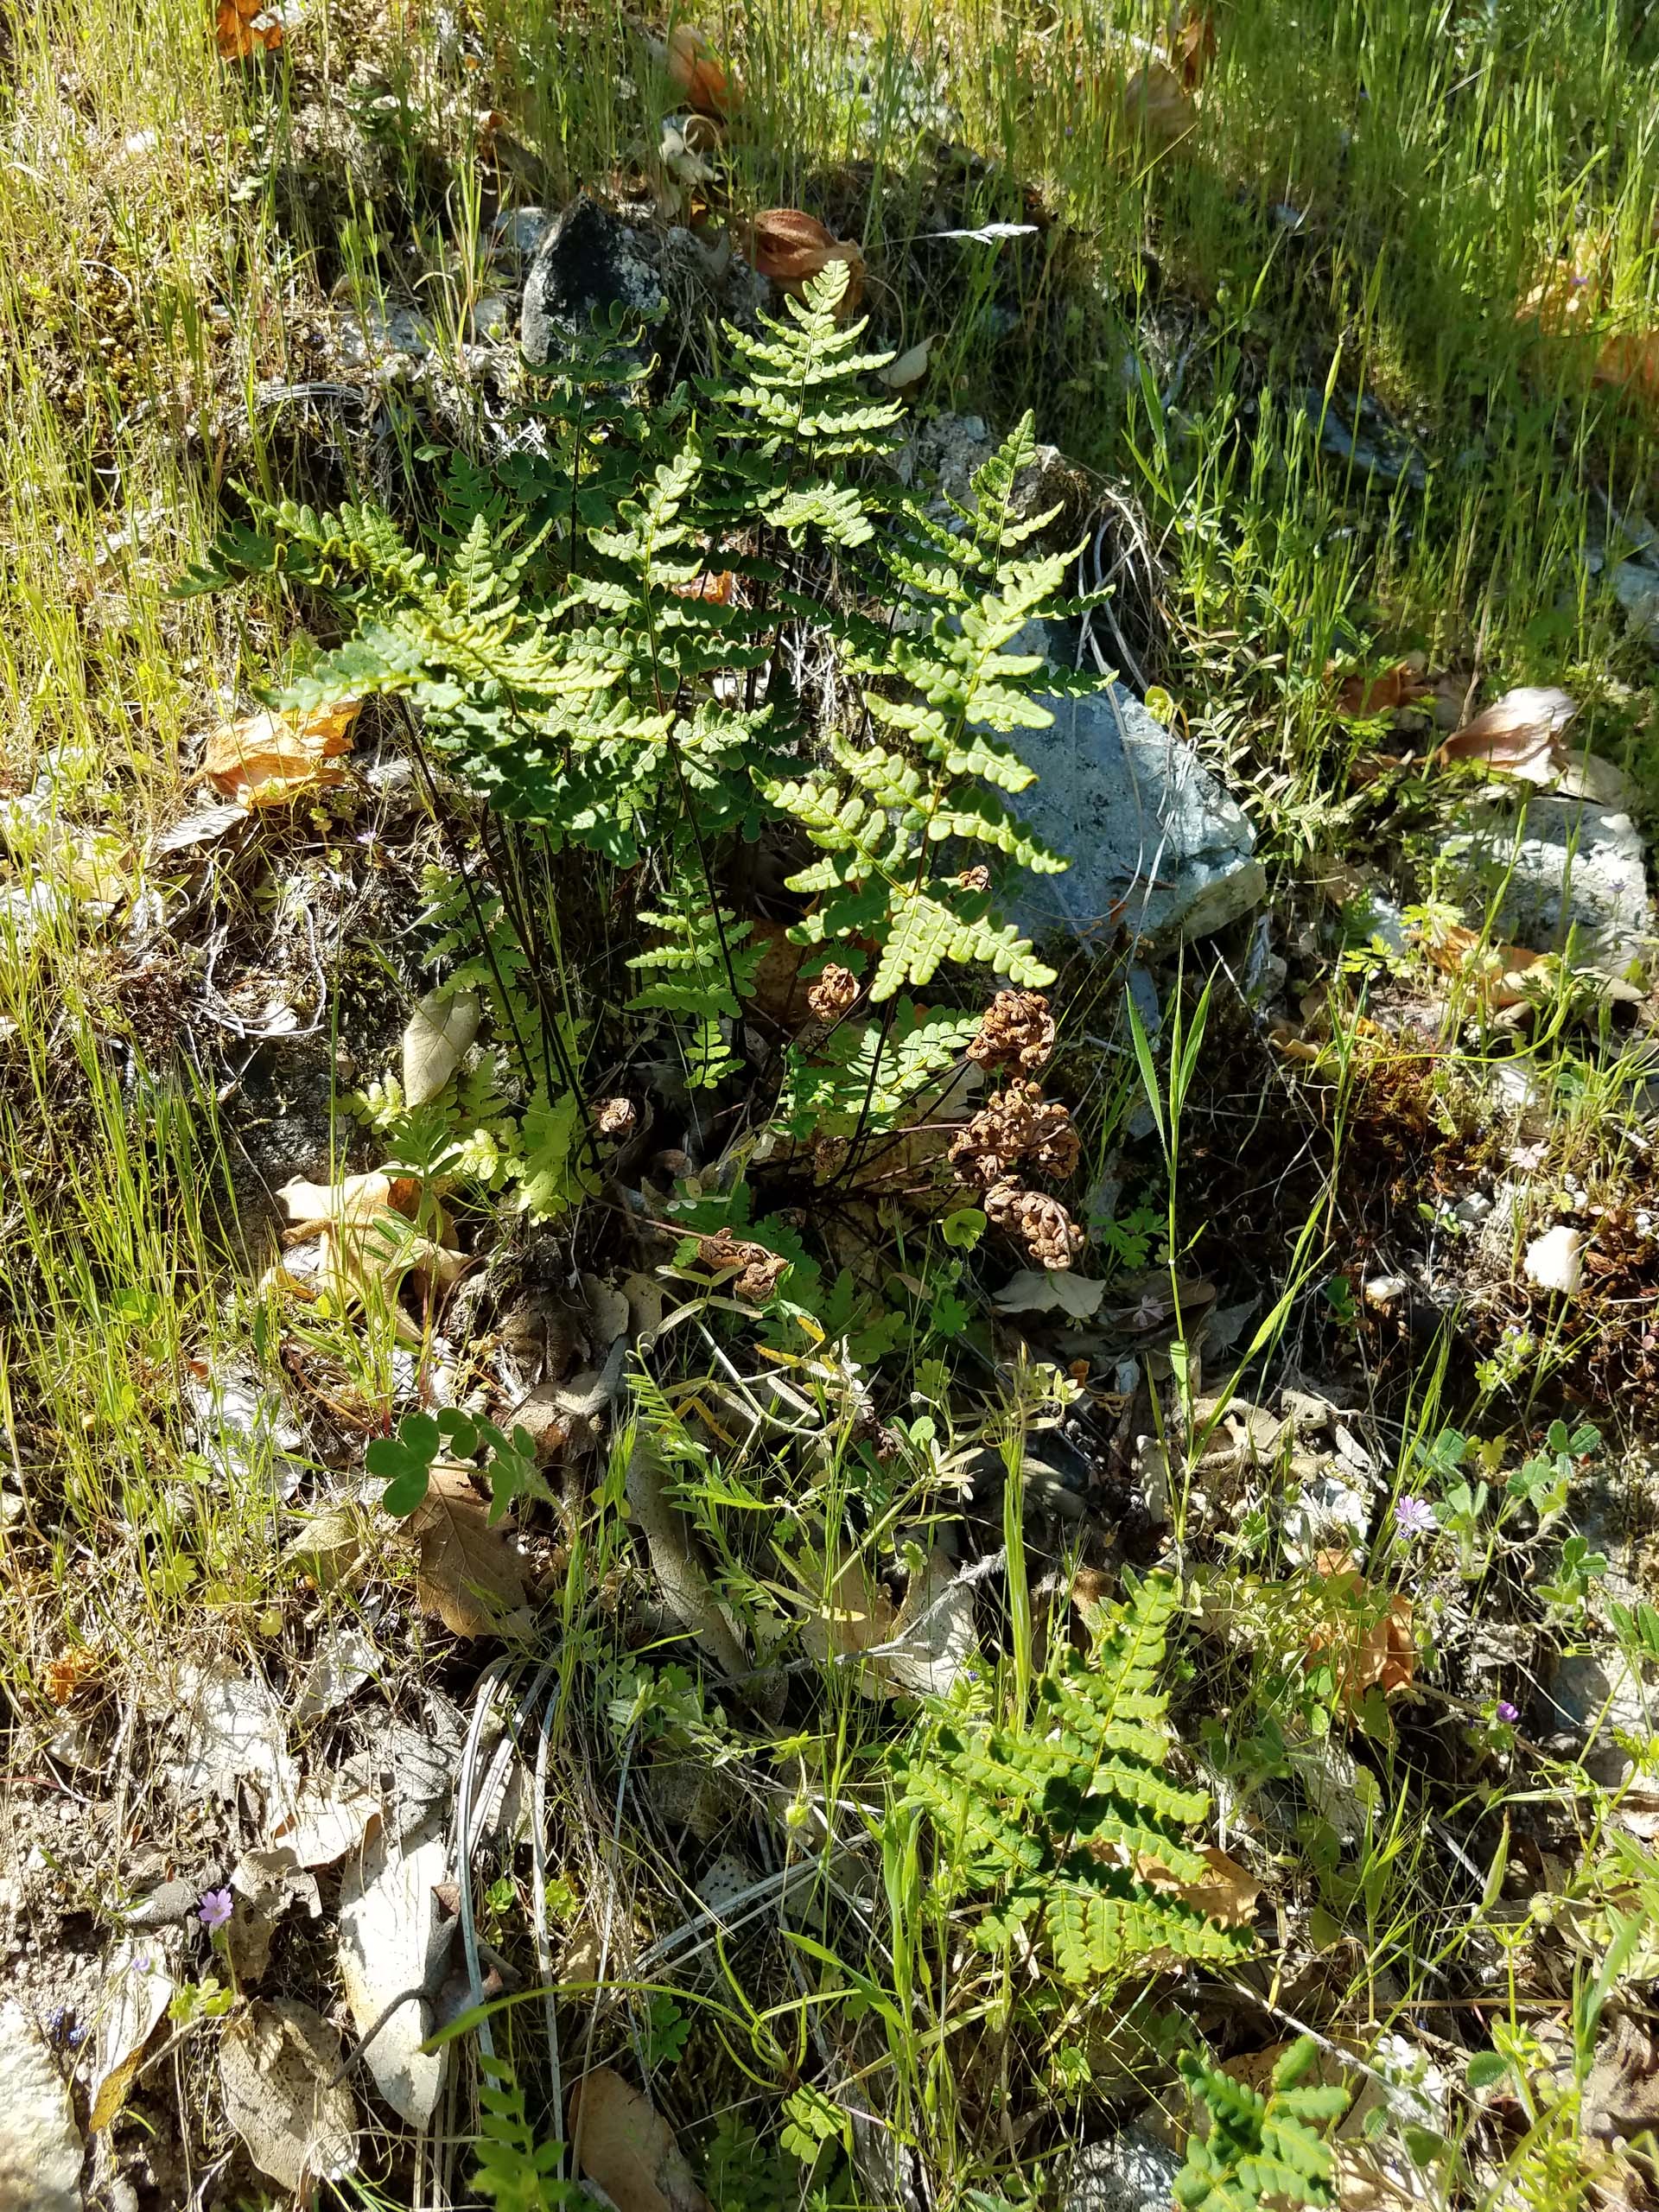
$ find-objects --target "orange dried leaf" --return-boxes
[205,699,359,808]
[1307,1561,1415,1712]
[1336,663,1427,719]
[747,209,865,310]
[43,1649,101,1706]
[1419,922,1545,1011]
[1138,1844,1260,1929]
[215,0,283,59]
[1122,59,1198,148]
[1593,329,1659,410]
[671,569,735,603]
[666,23,741,118]
[1173,3,1217,89]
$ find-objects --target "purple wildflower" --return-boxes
[197,1888,234,1932]
[1394,1494,1439,1539]
[1495,1700,1519,1726]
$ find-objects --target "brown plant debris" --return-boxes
[967,989,1056,1076]
[696,1228,789,1302]
[595,1096,639,1140]
[984,1180,1084,1269]
[950,1080,1080,1186]
[805,963,860,1022]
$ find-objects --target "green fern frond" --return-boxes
[778,1001,981,1139]
[471,2054,581,2211]
[900,1572,1256,1989]
[1175,2039,1350,2212]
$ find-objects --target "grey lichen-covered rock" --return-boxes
[1537,1650,1653,1783]
[1065,2126,1184,2212]
[1450,790,1655,972]
[0,2002,84,2211]
[520,195,664,365]
[1007,620,1265,946]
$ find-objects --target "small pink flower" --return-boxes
[1394,1494,1438,1539]
[1495,1700,1519,1726]
[197,1888,233,1931]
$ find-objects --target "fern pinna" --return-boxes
[185,261,1110,1096]
[1176,2037,1350,2212]
[899,1571,1255,1986]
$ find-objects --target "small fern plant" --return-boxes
[899,1570,1255,1987]
[1175,2037,1350,2212]
[185,259,1109,1111]
[471,2055,582,2211]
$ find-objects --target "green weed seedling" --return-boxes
[367,1407,541,1521]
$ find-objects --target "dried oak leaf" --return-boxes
[400,1465,532,1638]
[696,1227,788,1303]
[967,988,1056,1076]
[1434,686,1577,779]
[950,1081,1080,1186]
[569,2066,709,2212]
[204,699,359,808]
[215,0,283,57]
[1122,57,1197,148]
[665,22,742,118]
[1306,1557,1415,1711]
[747,210,865,309]
[1137,1844,1260,1929]
[218,1999,358,2193]
[805,963,859,1023]
[984,1180,1084,1270]
[1417,920,1546,1010]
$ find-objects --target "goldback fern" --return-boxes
[186,263,1108,1125]
[899,1571,1255,1986]
[1175,2037,1350,2212]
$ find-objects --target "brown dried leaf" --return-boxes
[1137,1843,1261,1929]
[1122,58,1198,147]
[278,1170,421,1236]
[204,699,359,808]
[402,1465,531,1638]
[747,209,865,308]
[665,23,741,117]
[1173,3,1217,88]
[569,2067,710,2212]
[90,1942,175,2131]
[1307,1559,1415,1710]
[1434,686,1577,778]
[219,1999,358,2193]
[1335,663,1427,719]
[41,1648,101,1706]
[798,1548,898,1671]
[1418,921,1546,1010]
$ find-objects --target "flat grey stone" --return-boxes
[1536,1652,1652,1783]
[1007,620,1265,946]
[1065,2126,1184,2212]
[1611,556,1659,645]
[1451,790,1654,972]
[520,195,664,365]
